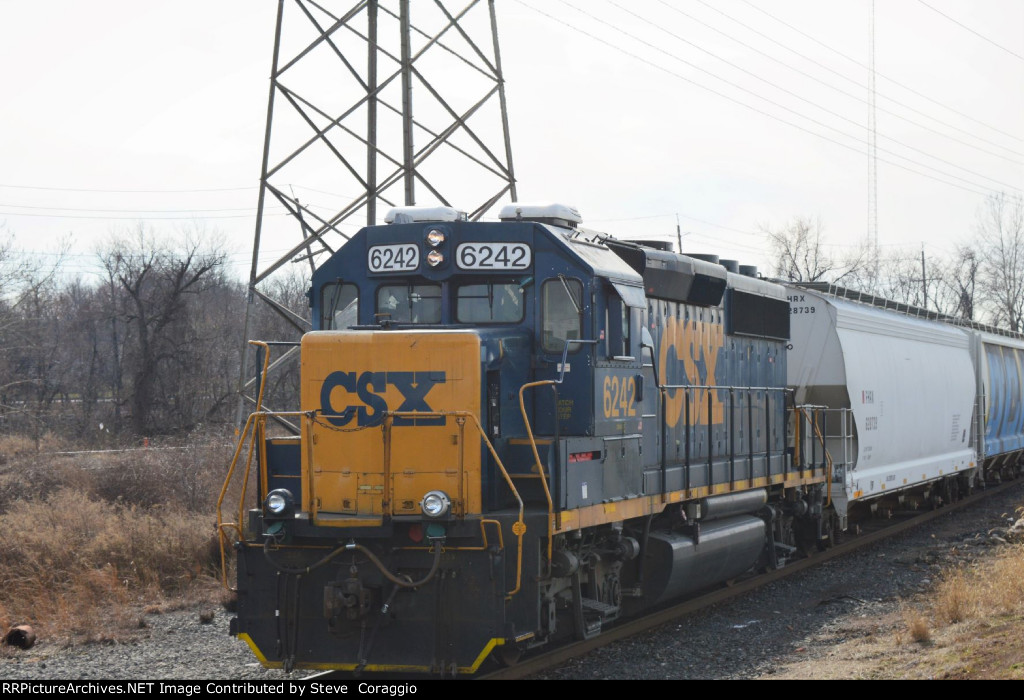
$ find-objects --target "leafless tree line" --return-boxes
[0,225,307,448]
[764,192,1024,330]
[1,193,1020,447]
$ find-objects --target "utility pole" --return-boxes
[921,245,927,310]
[235,0,518,427]
[909,244,929,312]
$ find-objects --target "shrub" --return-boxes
[0,488,219,640]
[934,565,977,624]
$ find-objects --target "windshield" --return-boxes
[456,282,524,323]
[376,283,442,324]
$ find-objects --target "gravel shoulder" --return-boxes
[529,481,1024,680]
[1,599,295,681]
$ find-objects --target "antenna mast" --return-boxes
[869,0,878,280]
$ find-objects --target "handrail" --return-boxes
[518,339,600,570]
[218,406,529,599]
[216,341,272,591]
[216,412,256,590]
[808,410,833,507]
[249,340,271,413]
[317,407,529,600]
[517,380,557,572]
[385,409,524,601]
[792,404,835,507]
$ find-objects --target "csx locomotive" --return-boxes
[218,203,1021,676]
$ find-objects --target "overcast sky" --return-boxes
[1,0,1021,280]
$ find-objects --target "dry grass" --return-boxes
[887,542,1024,678]
[0,435,237,645]
[0,489,220,637]
[930,548,1024,627]
[901,603,932,643]
[759,530,1024,679]
[0,438,234,514]
[934,565,978,624]
[0,434,42,462]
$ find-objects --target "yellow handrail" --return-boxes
[808,410,834,507]
[385,409,527,598]
[215,341,271,591]
[793,405,834,507]
[517,380,557,571]
[216,411,257,590]
[218,387,529,598]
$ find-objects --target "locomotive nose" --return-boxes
[303,329,483,524]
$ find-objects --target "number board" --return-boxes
[602,375,638,419]
[368,244,419,273]
[456,242,531,271]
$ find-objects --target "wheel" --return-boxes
[496,644,523,667]
[816,511,837,551]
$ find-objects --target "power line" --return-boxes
[916,0,1024,61]
[588,211,761,237]
[600,0,1022,192]
[654,0,1024,164]
[549,0,1016,196]
[870,0,878,261]
[0,210,278,221]
[737,0,1024,144]
[0,183,257,194]
[0,199,354,221]
[0,203,269,214]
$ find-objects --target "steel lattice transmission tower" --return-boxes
[236,0,517,422]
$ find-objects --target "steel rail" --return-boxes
[478,478,1024,680]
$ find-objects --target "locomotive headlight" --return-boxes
[420,490,451,518]
[425,228,446,247]
[426,250,444,266]
[264,488,295,518]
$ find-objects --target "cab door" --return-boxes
[593,281,647,500]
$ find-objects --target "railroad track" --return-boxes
[293,478,1022,683]
[478,478,1024,680]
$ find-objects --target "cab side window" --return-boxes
[542,278,583,353]
[605,282,644,360]
[606,292,632,359]
[321,283,358,330]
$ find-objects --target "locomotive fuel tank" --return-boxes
[628,515,766,608]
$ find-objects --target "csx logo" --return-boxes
[320,371,446,427]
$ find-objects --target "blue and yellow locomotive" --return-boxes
[219,203,832,675]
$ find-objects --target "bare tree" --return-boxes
[934,246,980,321]
[856,245,966,315]
[976,193,1024,331]
[0,230,68,447]
[99,227,226,436]
[0,230,30,433]
[54,278,109,437]
[763,216,870,285]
